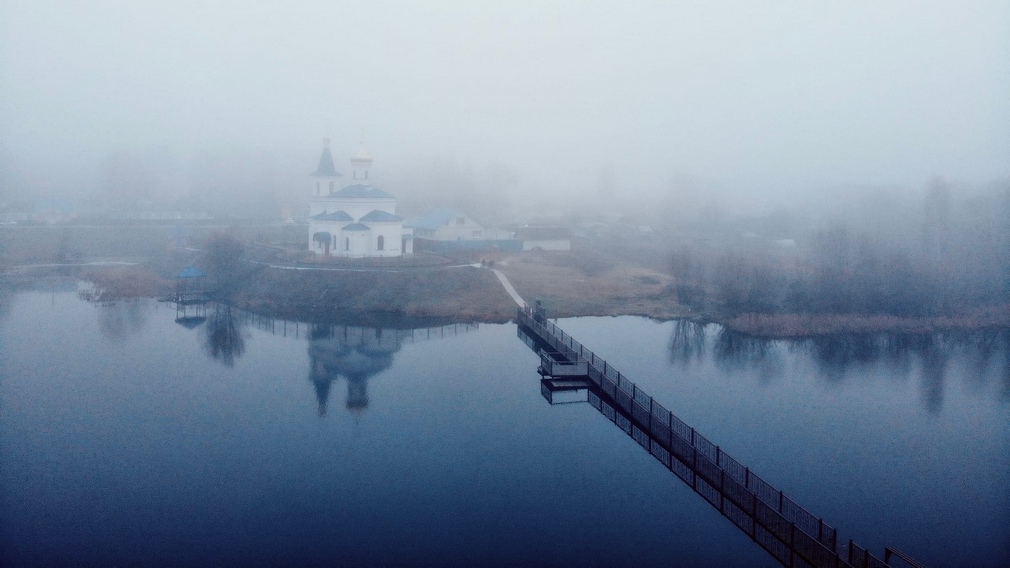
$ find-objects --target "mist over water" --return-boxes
[2,3,1010,566]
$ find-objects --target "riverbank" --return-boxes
[230,264,518,323]
[11,253,1009,337]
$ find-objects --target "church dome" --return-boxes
[351,145,372,163]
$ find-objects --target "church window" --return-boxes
[345,237,349,251]
[456,217,465,225]
[377,235,384,250]
[473,230,482,238]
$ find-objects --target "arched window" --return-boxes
[377,235,384,250]
[345,237,349,251]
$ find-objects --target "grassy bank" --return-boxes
[231,265,517,324]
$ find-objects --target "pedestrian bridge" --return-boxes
[516,304,925,568]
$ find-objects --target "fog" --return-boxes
[2,1,1008,213]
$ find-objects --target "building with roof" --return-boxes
[307,139,413,258]
[407,208,487,241]
[514,226,572,251]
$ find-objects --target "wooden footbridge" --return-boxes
[517,304,925,568]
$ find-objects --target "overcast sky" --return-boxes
[2,1,1008,201]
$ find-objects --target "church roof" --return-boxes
[343,223,371,231]
[408,208,464,231]
[312,210,354,221]
[333,184,394,199]
[359,209,403,222]
[313,145,341,177]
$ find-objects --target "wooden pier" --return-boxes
[517,304,922,568]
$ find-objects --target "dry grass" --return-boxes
[79,266,174,303]
[233,265,518,323]
[497,249,684,319]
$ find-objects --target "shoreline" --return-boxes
[8,261,1009,337]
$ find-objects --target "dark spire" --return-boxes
[313,138,340,177]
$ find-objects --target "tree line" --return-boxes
[672,180,1010,318]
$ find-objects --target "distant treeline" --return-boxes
[672,181,1010,318]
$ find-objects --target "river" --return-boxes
[1,282,1007,567]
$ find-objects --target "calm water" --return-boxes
[1,284,1007,567]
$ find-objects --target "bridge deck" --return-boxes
[517,305,919,568]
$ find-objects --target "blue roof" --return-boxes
[313,146,341,177]
[176,265,207,279]
[408,208,463,231]
[359,209,403,222]
[332,184,394,199]
[312,210,354,221]
[343,223,370,231]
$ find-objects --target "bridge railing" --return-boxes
[517,306,911,568]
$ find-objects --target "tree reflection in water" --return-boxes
[806,331,1009,413]
[713,328,784,383]
[669,320,1010,411]
[98,300,150,342]
[202,304,245,367]
[669,320,707,366]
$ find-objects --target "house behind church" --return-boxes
[407,208,486,241]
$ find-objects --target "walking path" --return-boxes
[491,268,526,307]
[248,259,480,273]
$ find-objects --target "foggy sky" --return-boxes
[2,1,1008,202]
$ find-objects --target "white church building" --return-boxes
[307,139,413,258]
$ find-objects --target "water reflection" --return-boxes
[202,304,246,367]
[162,296,480,416]
[670,321,1010,411]
[306,323,479,417]
[713,328,784,383]
[309,325,398,416]
[96,300,149,341]
[669,320,707,366]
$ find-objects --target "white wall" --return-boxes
[522,239,571,251]
[430,213,485,240]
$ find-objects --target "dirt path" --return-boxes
[491,268,526,307]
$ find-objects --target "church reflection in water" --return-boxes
[168,300,479,416]
[306,322,479,416]
[171,301,478,416]
[309,325,396,416]
[167,299,480,418]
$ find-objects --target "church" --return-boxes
[307,139,412,258]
